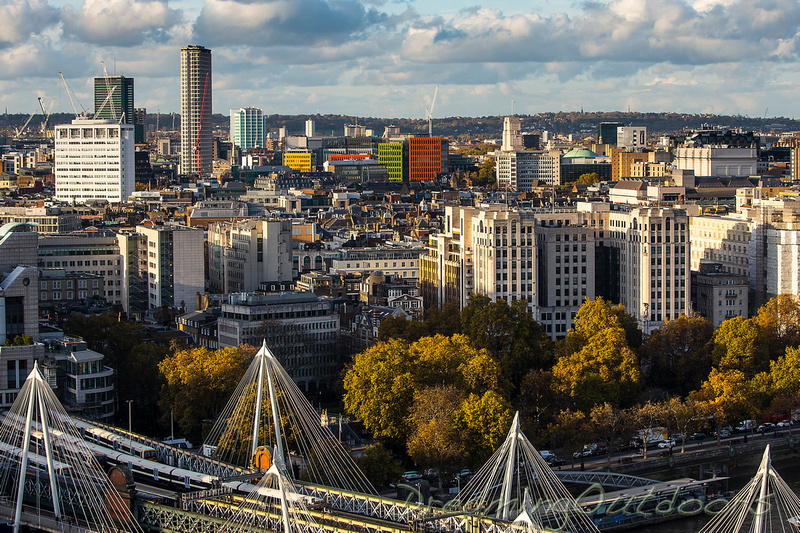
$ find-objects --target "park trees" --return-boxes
[461,295,554,394]
[453,391,512,465]
[407,385,466,486]
[158,345,253,439]
[343,334,501,449]
[553,298,641,410]
[356,444,403,488]
[639,314,714,395]
[712,317,768,377]
[753,295,800,357]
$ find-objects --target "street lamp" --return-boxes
[127,400,133,451]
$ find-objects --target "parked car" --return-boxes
[777,421,792,428]
[688,432,706,441]
[546,456,566,467]
[402,471,422,481]
[657,439,676,449]
[573,447,594,459]
[715,429,731,439]
[756,423,776,434]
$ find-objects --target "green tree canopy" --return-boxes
[461,295,554,394]
[356,444,403,488]
[639,314,714,395]
[453,391,512,465]
[343,334,501,446]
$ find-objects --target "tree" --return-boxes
[378,302,461,343]
[343,339,417,444]
[665,397,702,454]
[158,346,252,439]
[476,157,496,186]
[545,409,587,467]
[407,385,466,488]
[713,317,768,378]
[461,295,554,395]
[590,403,633,467]
[639,314,714,395]
[633,401,665,460]
[553,325,641,411]
[356,444,404,488]
[453,391,512,465]
[692,368,756,428]
[753,295,800,358]
[576,173,599,186]
[343,334,502,447]
[517,369,562,442]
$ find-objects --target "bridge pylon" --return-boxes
[455,411,599,533]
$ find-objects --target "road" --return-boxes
[560,429,796,472]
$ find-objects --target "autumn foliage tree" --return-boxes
[343,334,501,447]
[159,346,253,439]
[553,298,642,410]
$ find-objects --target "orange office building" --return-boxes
[409,137,448,182]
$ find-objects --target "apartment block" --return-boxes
[131,225,204,313]
[207,218,292,293]
[38,230,124,308]
[409,137,448,182]
[691,263,749,328]
[420,202,690,338]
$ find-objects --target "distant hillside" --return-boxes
[3,111,798,141]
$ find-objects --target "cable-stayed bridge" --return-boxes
[0,340,767,533]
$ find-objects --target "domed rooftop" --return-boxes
[563,147,599,158]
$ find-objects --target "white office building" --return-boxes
[230,107,265,151]
[616,126,647,150]
[54,118,135,203]
[496,150,562,189]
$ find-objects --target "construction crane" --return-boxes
[94,86,117,119]
[425,84,439,136]
[15,108,37,138]
[759,107,769,134]
[59,71,86,118]
[194,72,210,175]
[38,97,56,138]
[100,61,117,120]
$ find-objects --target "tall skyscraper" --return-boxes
[230,107,264,150]
[305,119,315,137]
[94,76,134,125]
[180,45,212,177]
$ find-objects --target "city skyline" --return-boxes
[2,0,800,120]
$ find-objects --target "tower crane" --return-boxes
[194,72,210,175]
[425,84,439,136]
[100,61,117,120]
[38,97,56,138]
[15,109,37,138]
[94,86,117,119]
[59,71,86,118]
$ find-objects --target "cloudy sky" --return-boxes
[3,0,800,120]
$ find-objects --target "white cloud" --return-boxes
[62,0,182,46]
[0,0,60,49]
